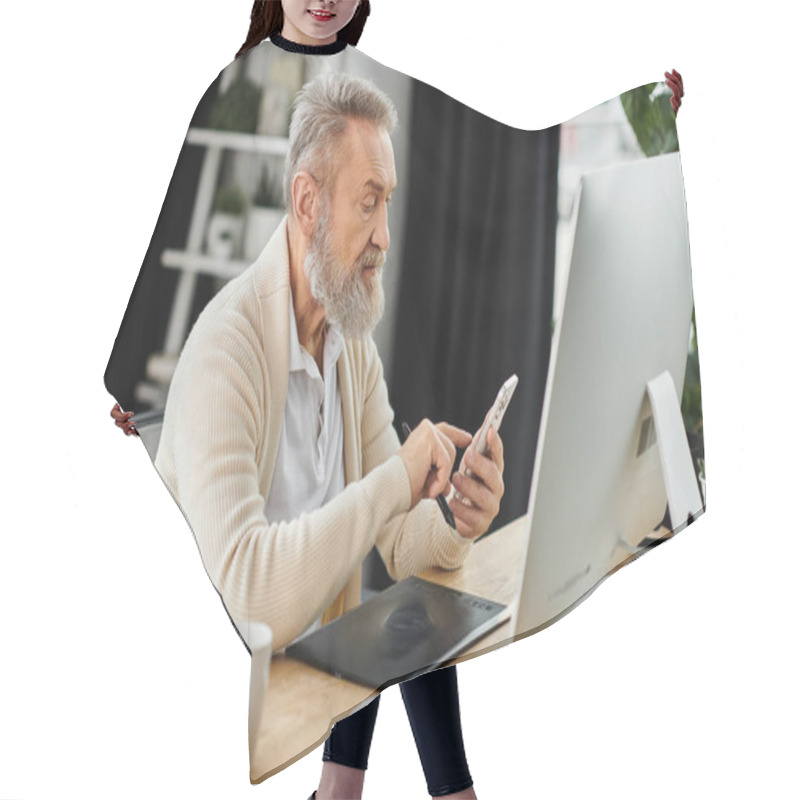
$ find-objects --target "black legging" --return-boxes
[323,664,473,797]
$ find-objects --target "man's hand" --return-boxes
[449,424,505,540]
[398,419,472,507]
[110,402,139,436]
[665,69,684,115]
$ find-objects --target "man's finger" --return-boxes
[424,461,450,499]
[424,429,455,497]
[449,495,483,535]
[452,470,494,513]
[433,426,457,465]
[463,449,504,497]
[487,425,505,474]
[435,422,473,449]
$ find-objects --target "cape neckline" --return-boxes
[270,31,348,55]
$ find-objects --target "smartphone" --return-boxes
[453,374,518,507]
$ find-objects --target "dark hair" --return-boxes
[236,1,371,59]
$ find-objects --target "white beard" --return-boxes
[303,197,386,339]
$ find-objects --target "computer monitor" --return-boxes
[512,151,703,638]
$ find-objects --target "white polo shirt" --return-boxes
[264,298,345,640]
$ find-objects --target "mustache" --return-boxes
[360,248,385,270]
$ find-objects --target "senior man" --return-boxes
[154,71,504,800]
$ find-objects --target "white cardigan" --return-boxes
[155,214,472,651]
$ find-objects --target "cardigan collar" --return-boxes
[251,213,362,489]
[251,212,365,626]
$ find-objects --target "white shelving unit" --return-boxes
[134,127,289,408]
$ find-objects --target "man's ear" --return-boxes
[291,171,320,239]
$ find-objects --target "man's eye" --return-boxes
[363,198,391,212]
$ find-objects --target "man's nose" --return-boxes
[371,204,391,252]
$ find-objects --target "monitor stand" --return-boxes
[647,369,704,534]
[614,369,704,557]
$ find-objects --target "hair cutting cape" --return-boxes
[105,36,703,783]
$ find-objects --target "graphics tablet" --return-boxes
[285,576,507,689]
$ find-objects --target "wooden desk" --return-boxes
[250,514,529,783]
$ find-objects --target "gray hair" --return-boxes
[283,71,398,215]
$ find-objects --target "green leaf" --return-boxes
[621,82,679,157]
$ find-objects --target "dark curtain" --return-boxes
[103,75,222,412]
[389,81,560,537]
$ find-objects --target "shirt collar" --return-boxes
[324,322,344,372]
[288,295,344,377]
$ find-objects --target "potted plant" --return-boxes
[622,82,704,504]
[620,82,679,157]
[208,76,262,134]
[206,184,247,260]
[244,164,286,261]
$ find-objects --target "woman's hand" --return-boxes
[449,424,505,541]
[665,69,684,115]
[111,402,139,436]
